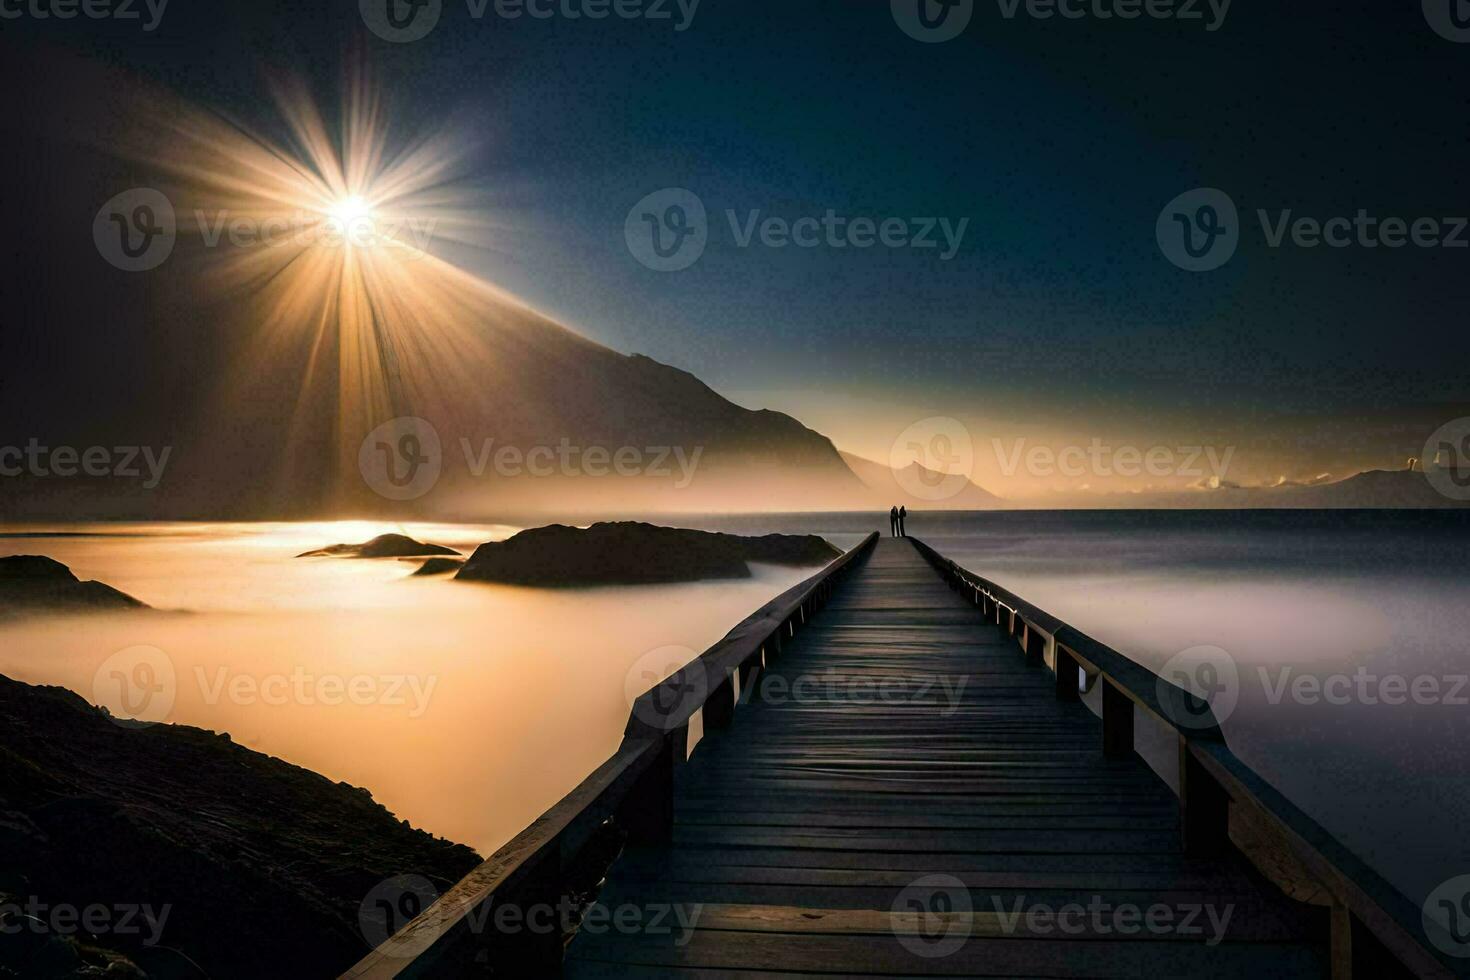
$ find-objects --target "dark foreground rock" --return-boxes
[297,533,460,559]
[0,556,146,615]
[456,522,840,586]
[0,675,480,979]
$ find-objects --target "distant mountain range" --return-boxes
[1042,468,1469,510]
[1,279,1463,516]
[1194,468,1468,509]
[840,451,1004,510]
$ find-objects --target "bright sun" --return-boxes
[326,194,372,226]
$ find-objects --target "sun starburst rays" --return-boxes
[110,65,531,509]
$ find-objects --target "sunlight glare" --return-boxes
[103,64,552,510]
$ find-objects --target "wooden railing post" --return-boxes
[1054,645,1079,701]
[618,730,682,844]
[1179,739,1229,857]
[738,654,761,705]
[1023,624,1045,663]
[1102,679,1134,759]
[703,673,735,730]
[495,848,564,976]
[1331,902,1353,980]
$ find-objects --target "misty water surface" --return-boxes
[0,521,816,856]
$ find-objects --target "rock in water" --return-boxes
[411,557,466,576]
[0,555,146,613]
[296,533,460,559]
[455,522,840,586]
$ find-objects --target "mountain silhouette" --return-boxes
[840,451,1003,510]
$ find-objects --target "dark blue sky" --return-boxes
[3,0,1467,483]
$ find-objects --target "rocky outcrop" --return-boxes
[410,557,465,576]
[455,522,839,586]
[0,556,146,614]
[296,534,460,559]
[0,675,480,979]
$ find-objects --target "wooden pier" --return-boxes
[345,534,1457,979]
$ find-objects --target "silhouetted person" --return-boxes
[898,506,908,537]
[889,506,899,537]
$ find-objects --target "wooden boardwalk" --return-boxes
[565,538,1325,977]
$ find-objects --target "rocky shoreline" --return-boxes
[0,675,480,979]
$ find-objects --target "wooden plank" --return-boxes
[567,928,1326,978]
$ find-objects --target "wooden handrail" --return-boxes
[341,531,880,979]
[625,531,879,739]
[908,536,1457,980]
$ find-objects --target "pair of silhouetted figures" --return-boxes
[889,506,908,537]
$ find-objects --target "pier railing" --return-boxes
[341,532,879,979]
[908,537,1456,980]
